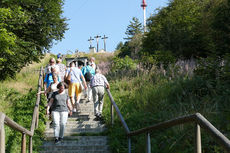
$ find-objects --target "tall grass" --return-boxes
[0,54,51,152]
[103,59,228,153]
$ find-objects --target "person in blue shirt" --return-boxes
[57,53,62,59]
[81,62,95,102]
[44,67,61,90]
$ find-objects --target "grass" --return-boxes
[0,54,52,153]
[102,65,229,153]
[76,52,114,64]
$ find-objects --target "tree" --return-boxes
[115,41,123,50]
[118,17,143,59]
[210,0,230,57]
[0,0,68,80]
[142,0,210,59]
[124,17,143,40]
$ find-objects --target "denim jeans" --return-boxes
[52,111,68,138]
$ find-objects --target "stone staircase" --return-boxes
[40,97,110,153]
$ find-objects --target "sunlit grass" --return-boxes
[103,60,228,153]
[0,54,51,112]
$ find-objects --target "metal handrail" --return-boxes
[106,88,230,153]
[0,67,43,153]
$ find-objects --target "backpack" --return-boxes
[84,71,92,82]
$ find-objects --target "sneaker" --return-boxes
[54,138,60,144]
[98,114,103,120]
[93,114,100,121]
[76,103,81,111]
[93,117,99,121]
[49,121,53,128]
[73,108,77,112]
[58,137,63,142]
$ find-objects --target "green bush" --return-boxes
[111,56,137,72]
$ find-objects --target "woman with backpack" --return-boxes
[82,62,95,102]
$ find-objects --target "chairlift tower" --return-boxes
[141,0,147,32]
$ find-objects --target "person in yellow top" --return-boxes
[65,61,87,112]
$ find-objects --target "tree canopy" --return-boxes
[142,0,230,59]
[118,17,143,58]
[124,17,143,40]
[0,0,67,80]
[117,0,230,62]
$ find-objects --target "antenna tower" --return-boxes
[141,0,147,32]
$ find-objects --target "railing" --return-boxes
[106,88,230,153]
[0,67,43,153]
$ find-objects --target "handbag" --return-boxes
[64,71,71,85]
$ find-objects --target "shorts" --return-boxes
[68,83,81,97]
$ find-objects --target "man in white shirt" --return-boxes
[90,68,110,120]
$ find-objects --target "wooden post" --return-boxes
[195,124,202,153]
[21,133,26,153]
[128,137,131,153]
[29,136,32,153]
[111,103,114,126]
[0,113,6,153]
[146,133,151,153]
[35,110,39,129]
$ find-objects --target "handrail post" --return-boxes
[21,132,26,153]
[111,102,114,126]
[30,67,42,135]
[195,123,202,153]
[0,113,6,153]
[35,111,39,129]
[29,136,32,153]
[128,137,131,153]
[146,132,151,153]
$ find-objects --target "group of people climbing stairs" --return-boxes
[40,56,111,152]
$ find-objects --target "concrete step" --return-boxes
[41,145,110,152]
[70,112,95,117]
[41,136,110,152]
[41,151,110,153]
[46,122,106,130]
[45,127,106,137]
[43,136,108,145]
[41,146,110,151]
[66,121,103,126]
[45,136,108,141]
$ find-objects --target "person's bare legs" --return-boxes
[76,92,81,112]
[70,96,75,111]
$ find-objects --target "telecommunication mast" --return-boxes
[141,0,147,32]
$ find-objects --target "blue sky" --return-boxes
[50,0,169,55]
